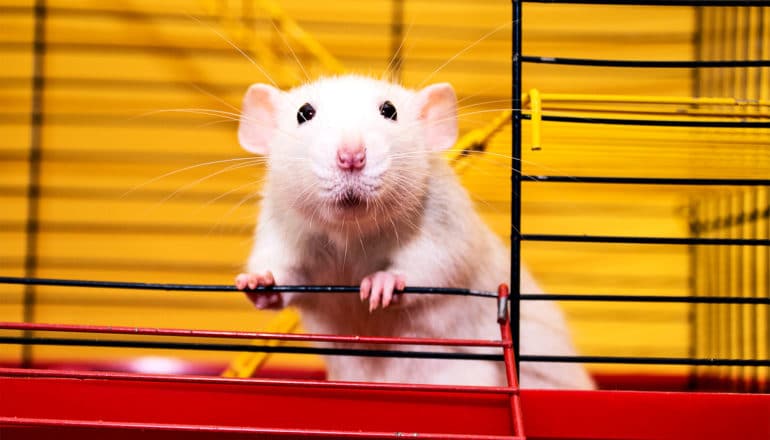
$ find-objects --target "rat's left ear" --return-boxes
[417,83,458,151]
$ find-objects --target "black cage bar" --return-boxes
[513,0,770,392]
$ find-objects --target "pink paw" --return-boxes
[360,271,406,312]
[235,271,282,310]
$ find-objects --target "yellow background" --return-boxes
[1,1,768,383]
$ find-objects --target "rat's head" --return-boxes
[238,75,457,231]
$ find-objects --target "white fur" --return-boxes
[239,75,594,389]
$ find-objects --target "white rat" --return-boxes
[234,74,594,389]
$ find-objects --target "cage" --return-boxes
[1,0,769,439]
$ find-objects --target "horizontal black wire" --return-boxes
[521,0,770,6]
[2,277,767,305]
[521,294,770,305]
[521,355,770,367]
[3,337,768,367]
[522,234,770,246]
[523,113,770,128]
[522,56,770,68]
[0,277,498,298]
[523,175,770,186]
[0,337,503,361]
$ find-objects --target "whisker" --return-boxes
[194,119,238,129]
[121,157,263,199]
[134,108,243,122]
[187,82,242,113]
[153,160,263,207]
[382,17,415,80]
[210,188,264,235]
[456,99,519,112]
[137,107,306,143]
[196,178,265,212]
[186,13,279,87]
[354,218,368,256]
[417,20,513,88]
[270,17,311,83]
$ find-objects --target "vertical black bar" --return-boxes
[692,7,703,99]
[755,7,765,100]
[701,197,724,390]
[733,192,744,392]
[389,0,404,82]
[749,188,759,392]
[702,8,713,97]
[718,8,729,98]
[687,202,699,390]
[762,187,770,393]
[721,195,732,390]
[740,7,751,101]
[715,197,727,390]
[704,208,716,388]
[22,0,46,368]
[511,0,523,378]
[726,7,737,99]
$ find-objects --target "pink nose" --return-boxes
[337,143,366,170]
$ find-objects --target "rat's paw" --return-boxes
[360,271,406,312]
[235,271,282,310]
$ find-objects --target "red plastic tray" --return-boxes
[1,285,768,439]
[1,367,769,440]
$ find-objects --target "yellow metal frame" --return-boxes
[255,0,346,74]
[221,308,301,378]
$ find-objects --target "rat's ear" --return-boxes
[417,83,458,151]
[238,83,281,155]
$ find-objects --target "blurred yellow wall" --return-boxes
[1,1,768,381]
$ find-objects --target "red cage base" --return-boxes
[2,367,769,440]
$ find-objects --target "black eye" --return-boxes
[379,100,397,121]
[297,103,315,124]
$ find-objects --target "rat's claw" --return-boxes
[235,273,250,290]
[235,271,282,310]
[360,271,405,312]
[360,277,372,302]
[369,274,384,312]
[385,275,406,308]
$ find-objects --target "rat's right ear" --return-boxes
[238,83,280,155]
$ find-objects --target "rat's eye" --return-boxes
[297,103,315,124]
[379,101,397,121]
